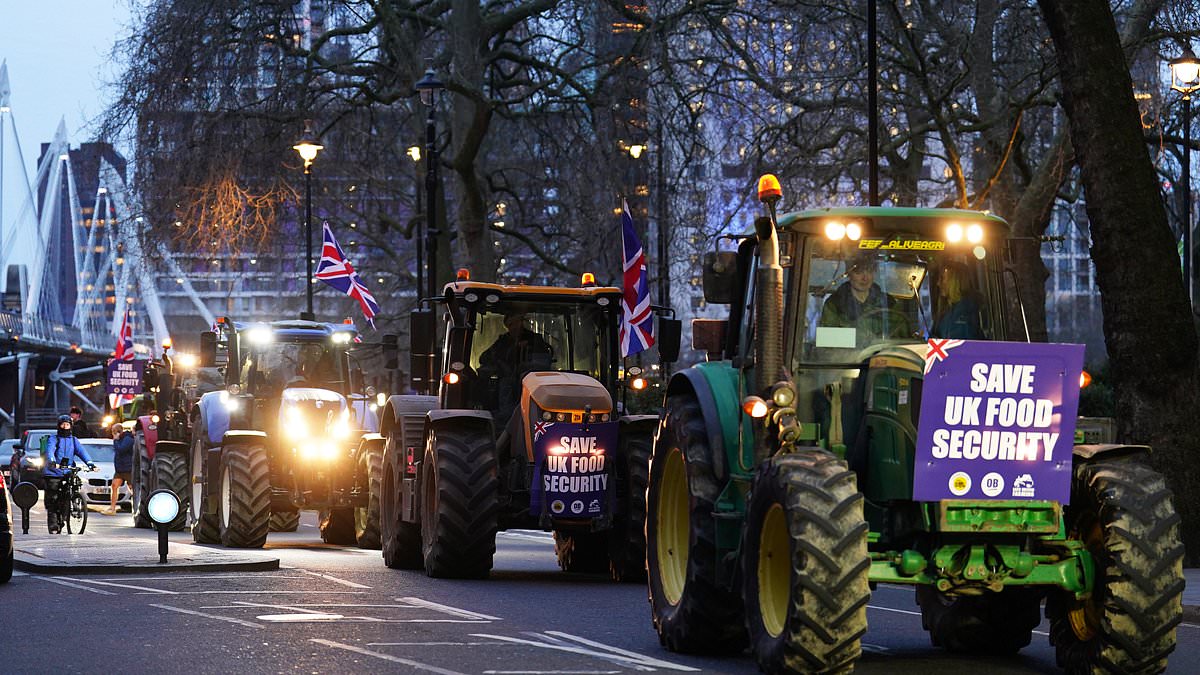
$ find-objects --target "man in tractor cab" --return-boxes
[819,253,912,343]
[478,312,553,427]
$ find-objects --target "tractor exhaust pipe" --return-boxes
[753,175,785,464]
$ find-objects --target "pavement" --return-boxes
[9,503,279,575]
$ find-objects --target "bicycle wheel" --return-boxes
[67,493,87,534]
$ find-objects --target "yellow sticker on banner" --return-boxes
[571,412,583,423]
[859,238,945,251]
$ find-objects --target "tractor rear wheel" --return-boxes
[269,511,300,532]
[554,531,609,574]
[354,443,383,549]
[190,418,219,544]
[608,431,651,582]
[420,427,498,579]
[320,508,356,545]
[218,444,270,548]
[646,394,747,654]
[1047,457,1184,674]
[741,450,870,674]
[153,452,190,531]
[917,586,1042,654]
[131,432,153,529]
[381,433,422,569]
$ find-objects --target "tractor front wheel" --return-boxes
[218,444,270,548]
[131,432,153,529]
[320,508,356,545]
[419,427,498,579]
[190,418,219,544]
[741,450,870,674]
[381,433,422,569]
[153,452,190,531]
[554,531,609,574]
[354,443,384,549]
[608,431,651,582]
[269,511,300,532]
[646,394,746,654]
[1047,457,1184,674]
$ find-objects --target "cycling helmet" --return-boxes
[56,414,72,436]
[57,414,72,423]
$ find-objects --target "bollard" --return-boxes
[10,482,39,535]
[146,490,181,564]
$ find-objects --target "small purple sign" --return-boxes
[105,359,145,396]
[531,420,618,518]
[913,340,1084,503]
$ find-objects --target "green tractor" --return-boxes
[645,176,1184,673]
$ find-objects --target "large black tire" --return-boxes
[1047,457,1184,674]
[554,531,609,574]
[190,417,220,544]
[381,433,422,569]
[646,394,747,654]
[131,432,153,529]
[218,444,270,548]
[153,452,190,531]
[270,511,300,532]
[608,431,651,582]
[917,586,1042,654]
[741,451,870,673]
[354,444,383,549]
[320,508,356,545]
[420,427,498,579]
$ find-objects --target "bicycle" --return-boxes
[46,464,88,535]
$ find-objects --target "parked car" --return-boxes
[2,467,13,583]
[2,439,18,486]
[77,438,131,510]
[10,430,55,489]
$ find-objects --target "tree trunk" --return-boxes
[1039,0,1200,561]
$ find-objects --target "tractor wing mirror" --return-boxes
[692,319,728,357]
[658,318,682,363]
[199,331,217,367]
[702,251,739,304]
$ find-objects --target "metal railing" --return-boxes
[1,310,111,353]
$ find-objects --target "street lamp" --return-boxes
[407,145,424,297]
[415,68,445,300]
[293,122,324,320]
[1171,46,1200,305]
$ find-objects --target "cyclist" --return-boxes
[43,415,95,532]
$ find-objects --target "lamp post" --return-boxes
[415,69,445,300]
[293,123,324,320]
[407,145,423,298]
[1172,47,1200,306]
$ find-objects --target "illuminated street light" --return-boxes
[293,121,324,320]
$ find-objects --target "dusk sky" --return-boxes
[0,1,132,176]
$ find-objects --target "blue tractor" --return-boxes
[191,318,385,548]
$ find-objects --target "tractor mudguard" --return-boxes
[380,395,440,524]
[136,414,160,455]
[153,440,188,455]
[665,363,743,482]
[205,431,268,509]
[619,415,658,439]
[428,409,494,432]
[380,394,440,437]
[1071,443,1150,461]
[197,391,232,446]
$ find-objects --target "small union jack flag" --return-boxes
[924,338,965,375]
[115,309,134,361]
[619,199,655,358]
[533,420,555,441]
[315,222,380,328]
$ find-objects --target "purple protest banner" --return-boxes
[913,339,1084,503]
[105,359,145,396]
[530,420,618,518]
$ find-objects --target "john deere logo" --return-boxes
[550,500,565,514]
[948,471,972,496]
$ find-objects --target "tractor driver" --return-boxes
[478,313,552,423]
[819,253,911,342]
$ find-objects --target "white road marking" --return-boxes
[96,574,307,582]
[368,642,509,647]
[499,532,554,543]
[35,576,116,595]
[143,590,365,595]
[297,568,371,588]
[471,633,698,672]
[150,603,264,628]
[310,638,467,674]
[867,604,921,617]
[258,613,346,622]
[400,596,503,621]
[862,643,890,654]
[544,632,701,672]
[1181,623,1200,630]
[12,571,28,576]
[69,578,178,594]
[484,671,621,674]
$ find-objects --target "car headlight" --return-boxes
[30,456,44,468]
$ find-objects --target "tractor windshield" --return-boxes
[469,302,612,380]
[794,236,995,365]
[242,339,346,394]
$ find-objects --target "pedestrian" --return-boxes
[70,406,95,438]
[108,423,134,516]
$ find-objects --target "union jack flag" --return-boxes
[533,420,555,441]
[315,222,380,328]
[619,199,655,358]
[115,309,134,361]
[924,338,966,375]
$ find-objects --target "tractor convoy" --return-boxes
[77,177,1182,674]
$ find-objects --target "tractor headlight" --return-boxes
[30,456,44,468]
[219,391,240,411]
[332,409,353,439]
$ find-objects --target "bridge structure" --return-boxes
[0,61,216,434]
